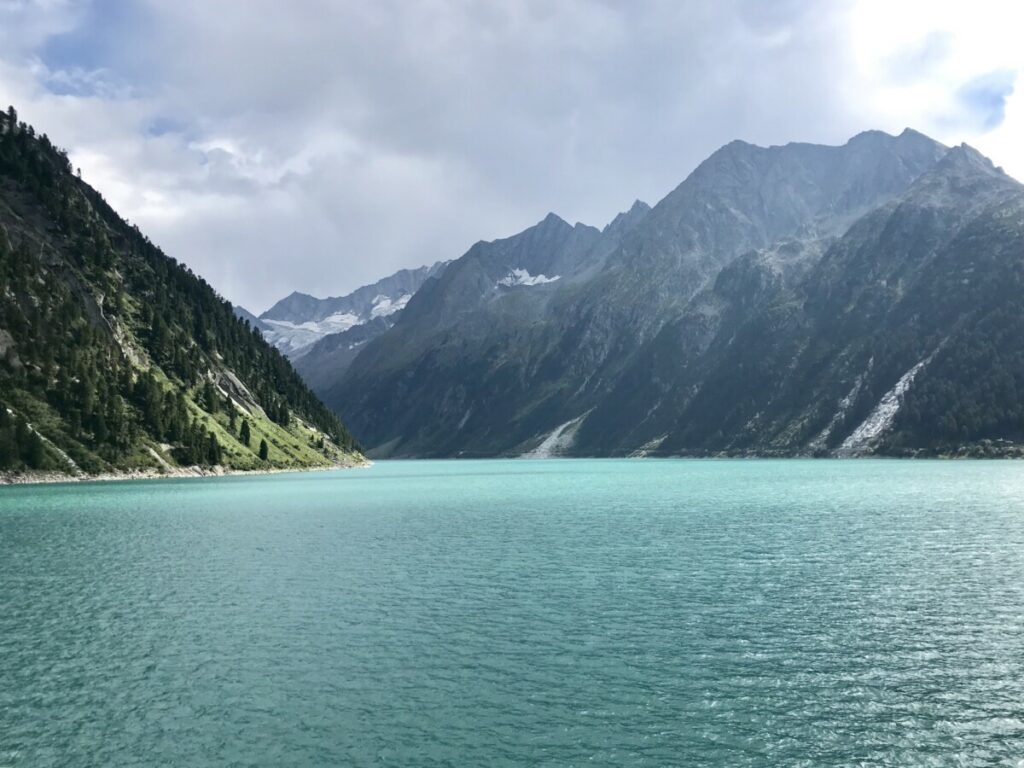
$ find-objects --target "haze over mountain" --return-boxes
[306,128,1024,458]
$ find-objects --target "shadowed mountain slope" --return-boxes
[323,129,1024,458]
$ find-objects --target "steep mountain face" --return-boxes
[0,107,362,477]
[324,204,651,456]
[291,316,391,393]
[581,145,1024,457]
[327,128,1024,458]
[257,262,447,357]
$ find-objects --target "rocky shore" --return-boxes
[0,458,371,486]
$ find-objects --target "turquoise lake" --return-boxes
[2,459,1024,766]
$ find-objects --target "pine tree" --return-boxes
[202,380,219,414]
[14,417,45,469]
[0,406,16,468]
[206,431,221,465]
[258,438,269,461]
[240,419,251,446]
[24,429,44,468]
[92,411,109,444]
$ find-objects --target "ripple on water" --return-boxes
[1,459,1024,766]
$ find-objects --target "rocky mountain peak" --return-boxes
[602,199,652,238]
[540,211,570,228]
[898,142,1020,212]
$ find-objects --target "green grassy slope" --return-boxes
[0,105,363,476]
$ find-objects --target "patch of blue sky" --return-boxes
[38,0,154,96]
[144,116,188,138]
[956,70,1017,131]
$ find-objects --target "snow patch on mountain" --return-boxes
[497,268,561,288]
[258,261,448,359]
[261,312,361,355]
[370,293,411,319]
[265,313,361,334]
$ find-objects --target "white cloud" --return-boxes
[0,0,81,56]
[846,0,1024,176]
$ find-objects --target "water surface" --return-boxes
[2,459,1024,766]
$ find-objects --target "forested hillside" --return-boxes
[0,106,362,477]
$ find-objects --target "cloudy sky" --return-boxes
[1,0,1021,311]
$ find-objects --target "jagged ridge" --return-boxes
[322,129,1024,458]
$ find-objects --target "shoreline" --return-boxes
[0,458,372,487]
[6,447,1019,485]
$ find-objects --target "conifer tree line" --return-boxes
[0,106,359,471]
[0,406,45,470]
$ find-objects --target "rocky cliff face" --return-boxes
[313,128,1022,459]
[585,145,1024,457]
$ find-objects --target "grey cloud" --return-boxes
[0,0,81,57]
[3,1,884,310]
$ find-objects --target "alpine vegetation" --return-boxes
[0,107,363,479]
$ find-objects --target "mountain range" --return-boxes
[0,107,362,478]
[14,103,1018,470]
[273,128,1024,458]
